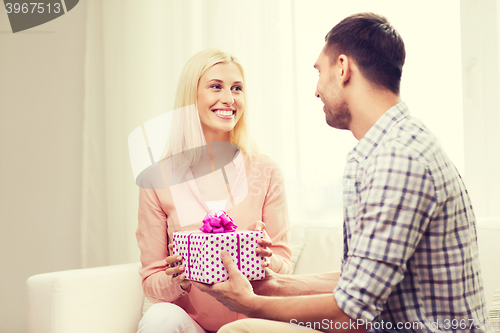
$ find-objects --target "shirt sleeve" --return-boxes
[261,163,293,274]
[335,148,437,321]
[136,186,184,303]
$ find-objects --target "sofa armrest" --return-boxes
[27,263,144,333]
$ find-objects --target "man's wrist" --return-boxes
[245,294,265,318]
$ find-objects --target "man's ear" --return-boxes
[337,54,351,86]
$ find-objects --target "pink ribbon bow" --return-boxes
[200,210,237,233]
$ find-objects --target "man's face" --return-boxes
[314,48,351,130]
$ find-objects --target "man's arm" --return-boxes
[249,237,340,297]
[194,251,366,333]
[251,269,340,296]
[250,293,366,333]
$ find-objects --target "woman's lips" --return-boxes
[212,109,236,119]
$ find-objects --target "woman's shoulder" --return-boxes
[137,157,190,191]
[136,161,166,190]
[243,151,281,169]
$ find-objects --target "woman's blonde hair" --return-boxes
[162,49,258,165]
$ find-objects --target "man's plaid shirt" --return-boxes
[334,102,490,332]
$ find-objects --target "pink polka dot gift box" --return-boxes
[172,210,266,284]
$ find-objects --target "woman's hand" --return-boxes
[247,221,273,268]
[166,244,191,292]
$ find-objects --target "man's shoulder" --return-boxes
[377,116,441,165]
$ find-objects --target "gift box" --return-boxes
[172,211,266,284]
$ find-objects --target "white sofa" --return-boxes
[26,222,500,333]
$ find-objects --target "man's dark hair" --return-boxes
[325,13,405,94]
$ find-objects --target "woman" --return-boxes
[136,49,292,333]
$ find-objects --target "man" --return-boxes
[195,13,490,333]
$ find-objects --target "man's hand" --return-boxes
[193,250,259,316]
[250,267,281,296]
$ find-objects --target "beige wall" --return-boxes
[0,3,87,332]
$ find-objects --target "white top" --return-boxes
[205,199,227,212]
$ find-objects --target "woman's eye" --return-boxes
[231,86,242,92]
[210,84,221,89]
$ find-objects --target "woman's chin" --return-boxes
[202,125,236,140]
[216,126,236,134]
[213,122,237,133]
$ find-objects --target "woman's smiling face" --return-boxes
[197,62,244,142]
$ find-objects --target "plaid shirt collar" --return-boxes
[347,102,409,163]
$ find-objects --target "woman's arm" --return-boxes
[261,161,293,274]
[136,186,186,302]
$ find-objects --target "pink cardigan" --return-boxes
[136,152,292,332]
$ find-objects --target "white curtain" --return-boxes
[81,0,298,267]
[461,0,500,221]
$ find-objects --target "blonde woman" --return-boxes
[136,49,292,333]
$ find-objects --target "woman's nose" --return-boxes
[220,89,234,105]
